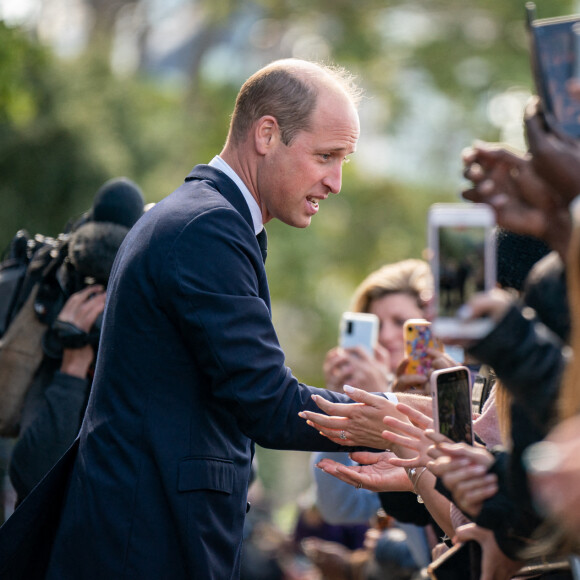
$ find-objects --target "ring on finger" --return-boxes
[339,430,347,441]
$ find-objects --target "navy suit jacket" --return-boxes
[0,165,354,579]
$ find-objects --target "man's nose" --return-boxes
[323,164,342,194]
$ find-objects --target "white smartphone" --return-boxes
[339,312,379,356]
[427,203,497,340]
[430,366,474,445]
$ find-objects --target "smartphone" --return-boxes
[428,203,496,340]
[339,312,379,356]
[430,366,474,445]
[526,3,580,139]
[403,319,442,375]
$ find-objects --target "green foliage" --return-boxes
[1,0,576,367]
[0,23,107,246]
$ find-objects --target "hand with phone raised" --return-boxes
[392,318,457,394]
[323,312,392,393]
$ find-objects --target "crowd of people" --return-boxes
[0,43,578,580]
[297,95,580,579]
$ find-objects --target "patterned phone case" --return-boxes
[404,319,442,375]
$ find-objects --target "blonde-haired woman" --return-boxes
[323,259,433,395]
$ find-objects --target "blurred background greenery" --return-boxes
[0,0,576,525]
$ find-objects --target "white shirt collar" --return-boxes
[209,156,263,235]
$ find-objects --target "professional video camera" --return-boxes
[0,177,145,436]
[2,177,144,336]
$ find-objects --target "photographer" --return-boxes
[9,285,106,502]
[2,177,145,504]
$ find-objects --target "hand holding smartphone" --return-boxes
[526,3,580,139]
[430,365,474,445]
[428,203,496,341]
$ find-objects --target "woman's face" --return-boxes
[368,292,424,372]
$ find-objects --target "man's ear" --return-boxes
[254,116,280,155]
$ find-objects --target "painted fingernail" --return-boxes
[343,384,354,393]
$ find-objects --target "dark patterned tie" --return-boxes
[256,228,267,264]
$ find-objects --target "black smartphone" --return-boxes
[430,366,474,445]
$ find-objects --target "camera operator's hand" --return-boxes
[58,285,106,378]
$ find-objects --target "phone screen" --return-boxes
[527,5,580,139]
[437,224,487,318]
[434,367,473,445]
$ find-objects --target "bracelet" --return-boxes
[407,467,427,504]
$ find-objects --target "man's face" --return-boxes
[258,90,360,228]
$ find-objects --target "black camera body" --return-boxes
[36,220,130,359]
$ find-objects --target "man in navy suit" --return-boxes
[37,58,362,579]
